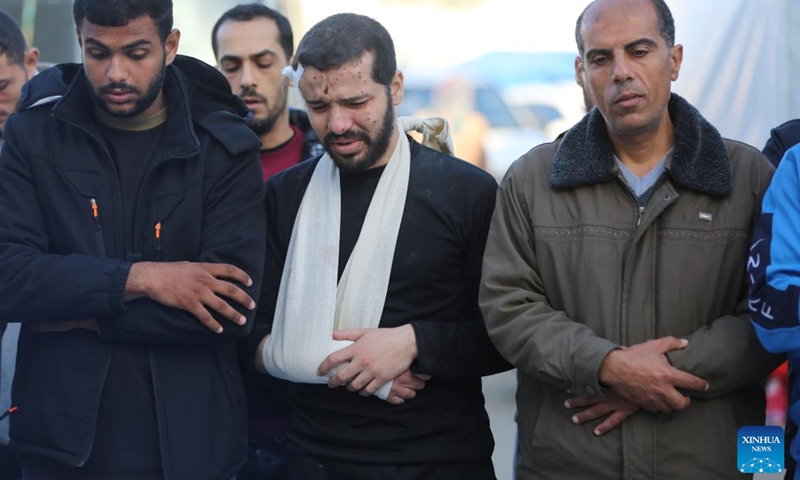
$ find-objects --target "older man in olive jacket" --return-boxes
[480,0,782,478]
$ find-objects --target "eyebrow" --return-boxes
[307,94,372,106]
[219,49,279,64]
[84,38,153,50]
[585,37,659,58]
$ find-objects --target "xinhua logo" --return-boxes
[738,426,784,474]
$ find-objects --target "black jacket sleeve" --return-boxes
[410,175,511,379]
[0,119,132,324]
[97,148,267,344]
[242,179,286,370]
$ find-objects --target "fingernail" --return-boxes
[571,415,579,424]
[564,400,571,408]
[247,278,253,287]
[705,383,710,391]
[239,316,246,325]
[679,338,689,346]
[594,429,601,436]
[249,301,256,310]
[216,326,223,334]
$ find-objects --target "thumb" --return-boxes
[333,328,368,341]
[654,336,689,353]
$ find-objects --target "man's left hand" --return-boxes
[565,390,640,436]
[318,325,418,396]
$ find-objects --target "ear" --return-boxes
[574,55,584,87]
[391,69,404,106]
[164,28,181,66]
[24,48,40,78]
[76,27,83,49]
[669,44,683,82]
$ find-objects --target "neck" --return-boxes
[608,116,674,177]
[95,105,168,131]
[259,109,294,149]
[370,125,400,170]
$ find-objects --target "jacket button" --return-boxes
[663,194,672,202]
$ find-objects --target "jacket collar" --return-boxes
[551,93,732,196]
[18,56,260,159]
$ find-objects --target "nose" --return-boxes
[240,62,256,91]
[327,105,354,136]
[612,55,634,84]
[107,54,128,84]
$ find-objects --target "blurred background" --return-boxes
[2,0,799,179]
[1,0,797,477]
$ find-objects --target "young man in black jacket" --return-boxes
[0,1,266,479]
[247,13,509,480]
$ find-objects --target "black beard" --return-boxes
[248,107,282,137]
[244,85,288,137]
[88,63,167,119]
[325,98,394,175]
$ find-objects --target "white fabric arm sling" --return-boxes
[262,117,452,400]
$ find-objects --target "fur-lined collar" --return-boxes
[551,94,731,196]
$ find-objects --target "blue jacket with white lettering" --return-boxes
[750,144,800,477]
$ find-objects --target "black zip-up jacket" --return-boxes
[288,108,324,160]
[763,118,800,167]
[0,56,266,480]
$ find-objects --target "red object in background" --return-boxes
[766,361,789,427]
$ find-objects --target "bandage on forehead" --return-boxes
[282,63,305,86]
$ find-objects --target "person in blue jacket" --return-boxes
[750,143,800,479]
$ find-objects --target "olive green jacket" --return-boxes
[480,94,782,479]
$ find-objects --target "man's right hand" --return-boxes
[124,262,255,333]
[598,337,708,413]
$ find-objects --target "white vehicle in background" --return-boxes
[397,77,549,180]
[503,81,590,140]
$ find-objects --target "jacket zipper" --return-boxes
[637,206,645,227]
[155,221,162,253]
[90,198,107,259]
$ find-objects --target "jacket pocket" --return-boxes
[89,198,106,259]
[146,192,190,261]
[54,167,108,259]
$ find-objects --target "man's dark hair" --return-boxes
[0,9,28,67]
[211,4,293,60]
[294,13,396,86]
[73,0,173,42]
[575,0,675,57]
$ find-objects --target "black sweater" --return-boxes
[250,138,511,464]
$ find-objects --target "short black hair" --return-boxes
[211,3,293,60]
[294,13,396,87]
[0,9,27,67]
[73,0,173,42]
[575,0,675,57]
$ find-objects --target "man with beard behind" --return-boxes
[0,0,267,478]
[211,5,323,480]
[242,12,510,480]
[212,4,322,182]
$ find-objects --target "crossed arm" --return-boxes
[480,163,779,436]
[0,120,266,343]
